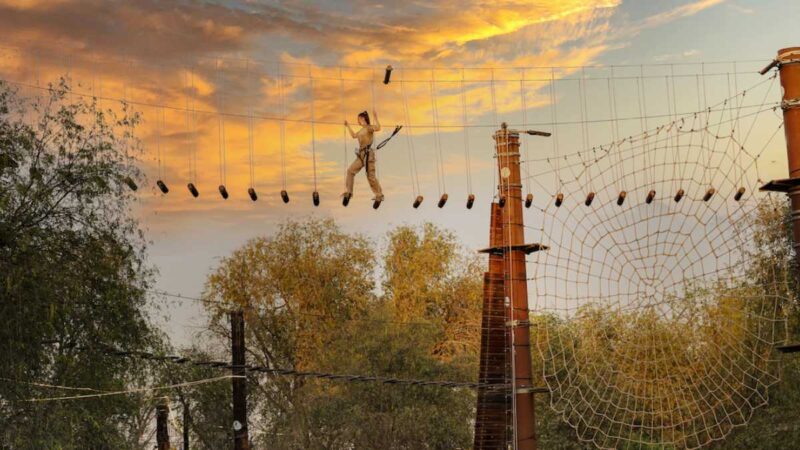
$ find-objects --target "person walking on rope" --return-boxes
[343,110,383,206]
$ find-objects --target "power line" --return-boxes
[17,375,241,402]
[93,343,499,391]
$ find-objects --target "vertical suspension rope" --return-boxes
[247,59,257,201]
[578,68,592,204]
[401,70,423,207]
[607,71,623,200]
[156,103,163,183]
[636,66,649,197]
[550,68,562,205]
[429,70,447,205]
[309,65,319,203]
[371,68,380,180]
[340,68,347,182]
[278,62,289,202]
[491,69,499,200]
[216,59,228,198]
[184,65,197,197]
[461,68,474,206]
[519,68,531,202]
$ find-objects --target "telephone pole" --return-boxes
[475,124,548,450]
[156,401,171,450]
[231,309,250,450]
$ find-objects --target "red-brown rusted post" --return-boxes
[494,125,536,450]
[474,203,513,449]
[760,48,800,267]
[779,48,800,266]
[475,124,549,449]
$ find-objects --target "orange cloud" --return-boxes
[0,0,732,223]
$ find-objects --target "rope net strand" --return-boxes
[524,71,792,450]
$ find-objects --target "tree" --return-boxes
[198,220,482,449]
[0,80,166,449]
[202,218,376,447]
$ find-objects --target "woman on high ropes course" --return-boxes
[342,110,401,208]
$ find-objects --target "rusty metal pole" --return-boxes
[156,401,171,450]
[474,203,513,449]
[495,124,537,450]
[779,48,800,267]
[761,48,800,267]
[231,309,250,450]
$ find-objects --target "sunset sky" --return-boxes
[2,0,797,344]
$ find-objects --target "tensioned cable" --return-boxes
[18,376,241,402]
[1,43,768,72]
[0,76,773,130]
[96,343,495,391]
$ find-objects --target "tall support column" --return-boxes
[474,203,513,449]
[494,124,536,450]
[475,124,548,449]
[156,401,171,450]
[231,309,250,450]
[761,48,800,267]
[780,48,800,267]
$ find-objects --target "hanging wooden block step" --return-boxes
[525,193,533,208]
[674,189,684,202]
[123,176,138,191]
[413,195,423,209]
[218,185,229,200]
[383,65,393,85]
[187,183,199,198]
[734,187,746,201]
[585,192,595,206]
[703,187,715,202]
[281,190,290,203]
[646,190,656,204]
[248,188,258,201]
[555,193,563,207]
[467,194,475,209]
[313,191,320,206]
[156,180,169,194]
[617,191,626,206]
[438,193,449,208]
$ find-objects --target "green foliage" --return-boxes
[197,220,480,449]
[0,80,165,449]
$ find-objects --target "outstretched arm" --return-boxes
[344,120,357,138]
[371,110,381,132]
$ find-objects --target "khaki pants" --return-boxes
[345,149,383,199]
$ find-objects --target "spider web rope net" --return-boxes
[523,72,794,449]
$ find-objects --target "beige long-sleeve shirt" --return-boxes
[355,125,379,149]
[348,115,381,149]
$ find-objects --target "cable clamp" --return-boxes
[506,319,530,328]
[782,98,800,111]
